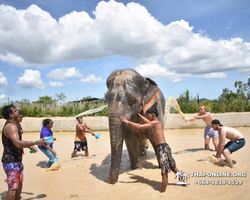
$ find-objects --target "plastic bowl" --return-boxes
[95,133,101,139]
[43,136,53,143]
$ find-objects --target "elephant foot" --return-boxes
[108,175,118,184]
[131,158,143,169]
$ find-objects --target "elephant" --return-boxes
[105,68,165,184]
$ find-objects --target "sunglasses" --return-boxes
[50,122,54,124]
[212,124,216,126]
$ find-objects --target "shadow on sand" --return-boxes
[74,154,85,158]
[36,161,48,168]
[120,173,185,192]
[90,149,158,183]
[173,148,215,154]
[0,191,47,200]
[197,158,236,166]
[22,193,47,200]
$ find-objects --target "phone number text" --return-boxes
[194,180,243,185]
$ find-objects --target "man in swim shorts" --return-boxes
[121,108,187,192]
[156,143,177,175]
[212,119,246,168]
[1,105,48,200]
[71,116,96,158]
[186,106,218,150]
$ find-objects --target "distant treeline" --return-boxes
[0,101,108,118]
[178,79,250,113]
[176,90,250,114]
[0,79,249,118]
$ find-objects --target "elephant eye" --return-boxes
[128,97,136,106]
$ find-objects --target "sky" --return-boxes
[0,0,250,104]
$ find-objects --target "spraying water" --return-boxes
[164,96,190,128]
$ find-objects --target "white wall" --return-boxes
[1,112,250,132]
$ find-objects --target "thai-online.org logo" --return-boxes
[175,170,190,185]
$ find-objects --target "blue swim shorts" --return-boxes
[225,138,245,153]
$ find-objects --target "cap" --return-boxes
[146,108,159,117]
[211,119,223,126]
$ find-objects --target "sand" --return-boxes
[0,128,250,200]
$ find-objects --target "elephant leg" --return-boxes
[124,130,143,169]
[147,130,161,168]
[139,139,149,156]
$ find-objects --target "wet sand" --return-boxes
[0,128,250,200]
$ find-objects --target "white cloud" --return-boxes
[0,1,249,80]
[0,94,6,100]
[17,69,45,89]
[172,79,183,83]
[0,72,8,86]
[136,63,191,81]
[47,67,83,80]
[136,63,228,81]
[0,53,26,66]
[81,74,102,82]
[198,73,228,79]
[49,81,63,87]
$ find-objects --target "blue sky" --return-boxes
[0,0,249,104]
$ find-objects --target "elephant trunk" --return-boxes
[108,113,124,184]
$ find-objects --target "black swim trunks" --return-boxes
[74,141,88,151]
[156,143,176,175]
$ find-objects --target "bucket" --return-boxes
[43,136,53,143]
[95,133,101,139]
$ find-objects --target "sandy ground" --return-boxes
[0,128,250,200]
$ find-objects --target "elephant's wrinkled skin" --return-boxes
[105,69,165,184]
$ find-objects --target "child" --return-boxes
[71,116,96,158]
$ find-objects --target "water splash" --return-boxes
[164,96,187,129]
[164,97,175,129]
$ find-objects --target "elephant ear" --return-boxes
[142,78,161,114]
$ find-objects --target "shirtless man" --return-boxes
[186,106,218,150]
[121,108,186,192]
[71,116,95,158]
[211,119,245,168]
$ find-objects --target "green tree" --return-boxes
[81,96,92,100]
[234,77,250,98]
[218,88,237,102]
[177,90,199,113]
[83,102,90,111]
[20,99,30,104]
[55,92,66,102]
[34,96,55,104]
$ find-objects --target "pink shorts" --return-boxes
[3,162,24,189]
